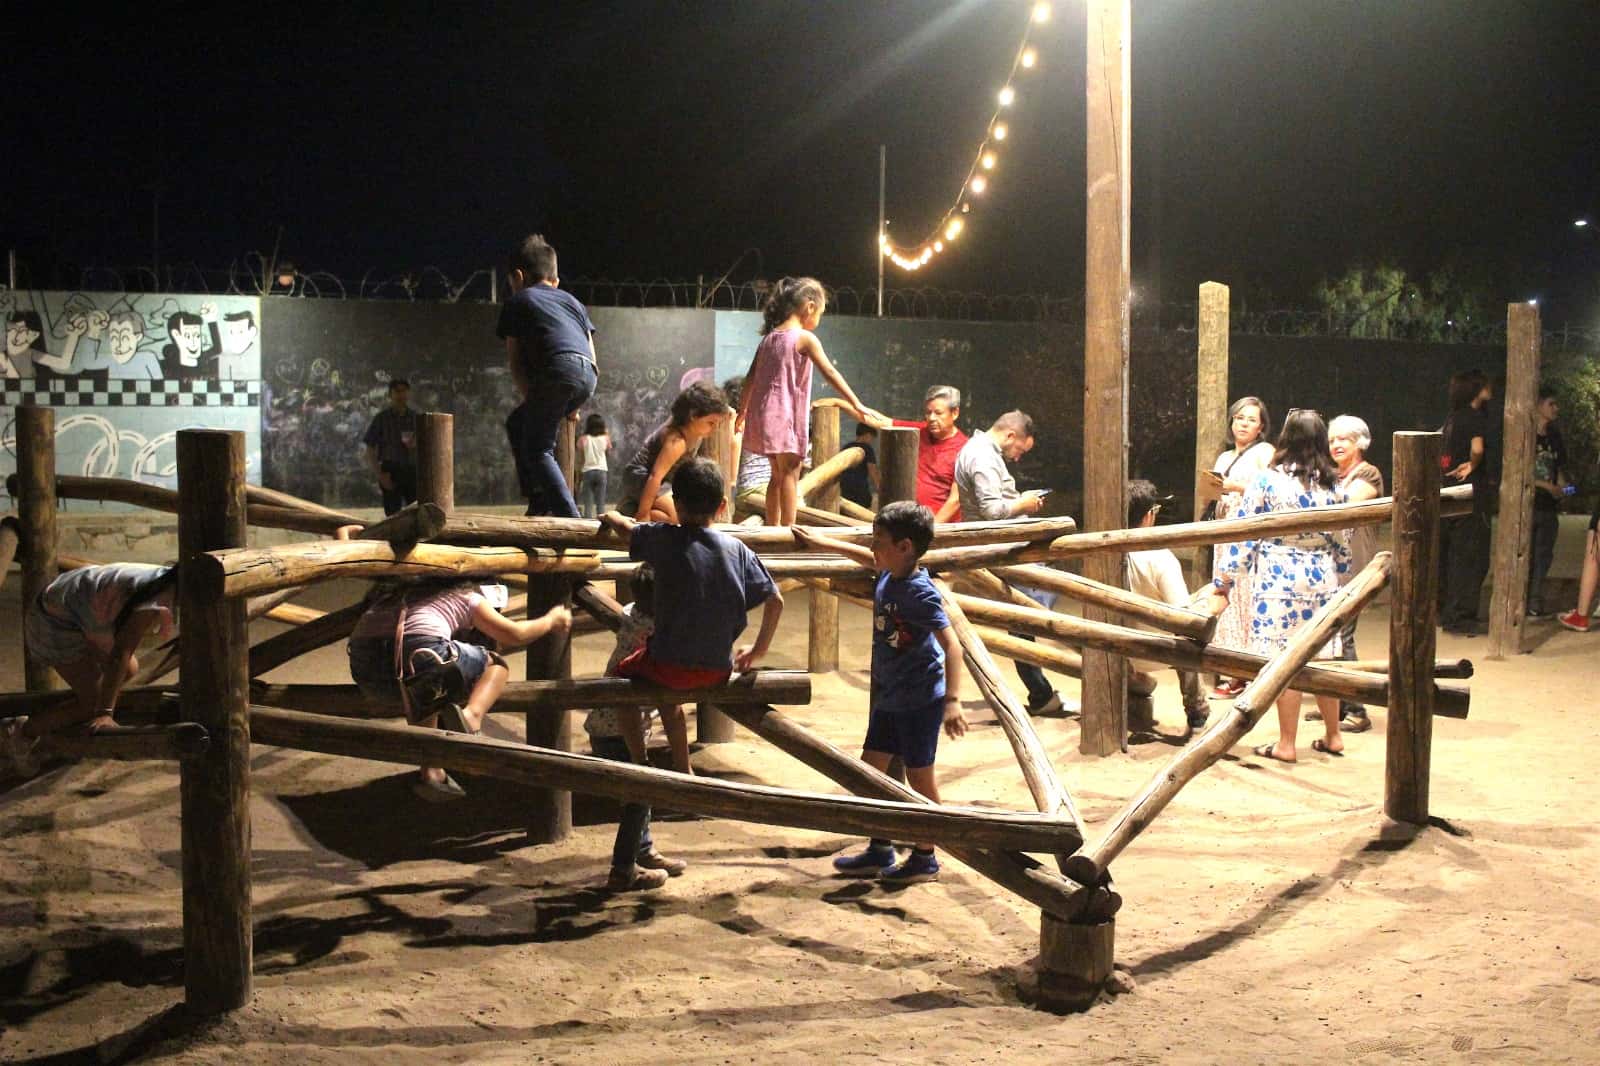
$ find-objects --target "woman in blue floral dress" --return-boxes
[1207,410,1351,763]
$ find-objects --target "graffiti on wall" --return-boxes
[0,290,263,505]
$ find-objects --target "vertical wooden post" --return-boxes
[697,415,740,743]
[1079,0,1131,759]
[1487,303,1541,658]
[557,414,578,497]
[177,429,252,1013]
[808,404,841,672]
[525,575,575,843]
[1034,912,1116,1013]
[1386,432,1440,825]
[17,406,59,692]
[1192,281,1230,582]
[416,413,455,513]
[877,425,919,507]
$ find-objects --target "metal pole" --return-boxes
[7,248,15,290]
[877,145,886,317]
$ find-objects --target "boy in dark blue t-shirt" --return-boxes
[799,501,967,885]
[497,233,598,518]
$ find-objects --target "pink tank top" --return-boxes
[741,328,812,459]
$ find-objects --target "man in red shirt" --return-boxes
[893,385,968,521]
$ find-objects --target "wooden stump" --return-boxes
[525,573,574,843]
[1386,432,1441,824]
[876,425,919,508]
[17,406,60,692]
[696,703,736,744]
[808,404,841,672]
[1028,913,1114,1013]
[177,430,253,1013]
[417,413,455,512]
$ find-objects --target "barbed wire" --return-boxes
[5,256,1595,348]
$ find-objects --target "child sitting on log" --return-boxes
[582,565,690,892]
[1124,479,1211,738]
[347,579,572,801]
[599,457,784,778]
[800,501,968,885]
[3,563,179,778]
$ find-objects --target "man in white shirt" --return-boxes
[953,411,1061,714]
[1125,479,1209,735]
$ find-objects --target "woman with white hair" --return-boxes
[1326,414,1384,732]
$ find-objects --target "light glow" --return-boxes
[998,86,1015,107]
[982,152,997,169]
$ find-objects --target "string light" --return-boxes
[881,5,1045,273]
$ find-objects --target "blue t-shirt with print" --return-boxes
[872,567,949,713]
[495,284,596,369]
[629,523,777,670]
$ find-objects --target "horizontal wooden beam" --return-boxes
[7,474,360,535]
[992,563,1214,641]
[247,706,1085,854]
[39,722,209,761]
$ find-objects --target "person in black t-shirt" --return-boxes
[1439,370,1492,634]
[363,379,420,515]
[837,423,879,510]
[1528,388,1571,616]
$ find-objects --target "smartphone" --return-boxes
[1034,488,1053,498]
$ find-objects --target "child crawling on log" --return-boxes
[3,563,179,778]
[599,456,784,780]
[797,502,968,885]
[348,579,572,801]
[583,565,691,892]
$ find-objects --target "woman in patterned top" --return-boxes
[1207,409,1351,764]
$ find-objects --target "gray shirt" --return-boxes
[953,432,1018,521]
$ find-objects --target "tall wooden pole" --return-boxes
[557,414,578,497]
[177,429,252,1013]
[416,413,455,513]
[1193,281,1230,581]
[698,415,739,743]
[808,404,842,672]
[1487,303,1541,658]
[877,425,919,508]
[17,406,59,692]
[1079,0,1131,760]
[525,574,574,843]
[1386,432,1441,824]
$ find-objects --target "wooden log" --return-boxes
[261,603,326,626]
[808,403,842,673]
[0,514,18,593]
[5,473,361,536]
[249,671,812,718]
[247,706,1088,855]
[974,626,1158,698]
[39,722,210,761]
[572,581,627,630]
[243,483,360,522]
[557,413,578,495]
[1193,281,1230,525]
[839,498,877,523]
[249,599,368,677]
[797,439,863,500]
[1034,913,1116,1013]
[1342,657,1472,679]
[176,429,252,1014]
[1488,304,1541,658]
[416,413,455,513]
[700,415,737,519]
[525,573,574,845]
[947,584,1469,718]
[0,685,173,720]
[993,563,1214,641]
[136,581,332,687]
[356,502,447,544]
[1387,432,1442,825]
[1064,554,1393,886]
[934,580,1089,861]
[715,703,1117,922]
[17,407,60,693]
[877,425,919,506]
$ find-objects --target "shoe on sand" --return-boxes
[1559,610,1591,633]
[607,865,669,892]
[637,849,687,877]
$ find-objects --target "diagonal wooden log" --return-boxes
[6,473,361,535]
[992,563,1215,642]
[130,586,322,687]
[243,484,360,523]
[38,722,210,761]
[247,706,1085,855]
[572,581,627,631]
[249,599,370,677]
[355,502,447,544]
[838,498,877,523]
[716,703,1119,922]
[948,584,1469,719]
[932,579,1091,869]
[1063,554,1394,886]
[797,444,865,500]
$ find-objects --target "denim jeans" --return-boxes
[578,468,608,518]
[590,734,654,871]
[1439,512,1490,627]
[1528,508,1559,613]
[1012,584,1058,707]
[520,353,597,518]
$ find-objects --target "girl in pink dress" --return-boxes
[735,277,883,526]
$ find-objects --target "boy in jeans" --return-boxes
[499,234,598,518]
[599,457,784,776]
[800,501,968,885]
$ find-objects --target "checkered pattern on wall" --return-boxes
[0,379,261,408]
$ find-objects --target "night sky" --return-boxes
[12,1,1598,322]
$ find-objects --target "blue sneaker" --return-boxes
[833,844,897,875]
[879,851,940,885]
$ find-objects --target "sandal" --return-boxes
[435,704,481,736]
[1251,742,1295,764]
[411,771,467,802]
[1311,737,1344,757]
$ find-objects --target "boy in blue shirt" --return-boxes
[804,501,967,885]
[498,233,598,518]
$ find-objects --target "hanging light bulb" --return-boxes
[1021,47,1037,68]
[945,219,964,240]
[1032,2,1051,24]
[970,175,988,194]
[982,151,997,170]
[993,122,1008,141]
[998,86,1015,107]
[934,241,944,252]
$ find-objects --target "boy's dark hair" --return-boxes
[388,378,410,392]
[671,457,725,523]
[1126,479,1167,527]
[854,423,878,439]
[1538,384,1557,403]
[509,233,559,283]
[1448,370,1488,411]
[670,381,728,426]
[631,564,656,618]
[584,412,607,435]
[760,276,827,335]
[874,500,935,557]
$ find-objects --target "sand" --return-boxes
[3,583,1598,1064]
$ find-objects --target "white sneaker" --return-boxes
[2,717,41,779]
[1029,692,1065,715]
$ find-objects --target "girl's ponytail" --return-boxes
[760,276,826,335]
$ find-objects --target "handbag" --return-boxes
[391,594,470,725]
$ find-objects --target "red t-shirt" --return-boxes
[893,419,968,518]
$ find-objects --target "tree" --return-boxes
[1311,264,1493,341]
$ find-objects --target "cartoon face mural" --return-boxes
[221,310,257,355]
[105,311,144,363]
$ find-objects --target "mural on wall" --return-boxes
[0,290,262,507]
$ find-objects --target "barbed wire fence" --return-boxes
[6,253,1596,350]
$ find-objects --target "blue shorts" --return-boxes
[862,696,946,770]
[347,635,498,706]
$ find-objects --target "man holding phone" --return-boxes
[954,411,1062,713]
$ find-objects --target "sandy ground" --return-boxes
[2,580,1598,1065]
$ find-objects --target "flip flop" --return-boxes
[435,704,480,736]
[1251,742,1296,764]
[1311,737,1345,757]
[412,772,467,802]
